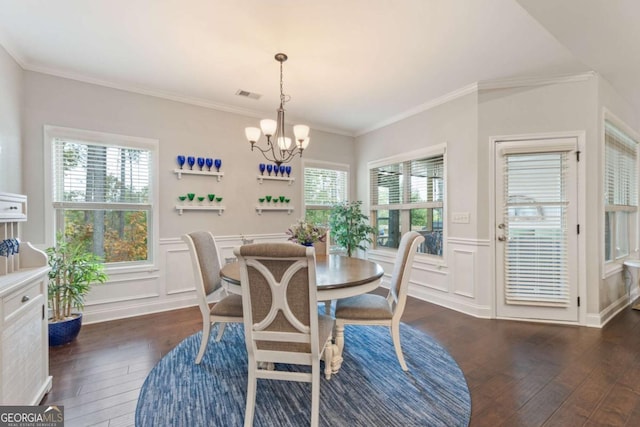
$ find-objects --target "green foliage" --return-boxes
[46,234,108,322]
[305,209,331,227]
[329,201,377,257]
[286,219,327,245]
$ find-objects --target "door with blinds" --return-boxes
[495,138,578,322]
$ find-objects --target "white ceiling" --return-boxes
[0,0,636,136]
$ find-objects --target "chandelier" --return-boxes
[244,53,310,166]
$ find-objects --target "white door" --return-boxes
[495,138,579,322]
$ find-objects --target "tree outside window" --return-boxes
[49,127,157,266]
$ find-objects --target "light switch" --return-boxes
[451,212,470,224]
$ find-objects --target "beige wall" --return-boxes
[354,93,490,318]
[478,78,597,317]
[0,44,23,194]
[21,71,355,245]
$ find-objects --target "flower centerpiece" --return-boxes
[286,219,326,247]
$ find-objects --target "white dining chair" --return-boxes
[334,231,424,371]
[234,242,334,427]
[183,231,243,364]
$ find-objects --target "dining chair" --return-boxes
[183,231,243,364]
[234,242,334,427]
[334,230,424,371]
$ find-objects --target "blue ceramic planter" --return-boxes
[49,313,83,346]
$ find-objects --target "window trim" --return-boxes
[367,143,448,266]
[43,125,160,274]
[602,111,640,271]
[301,158,350,214]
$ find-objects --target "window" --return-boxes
[47,126,158,267]
[604,120,638,262]
[370,146,446,257]
[303,162,349,226]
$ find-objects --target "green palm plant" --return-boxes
[329,201,377,257]
[46,235,108,322]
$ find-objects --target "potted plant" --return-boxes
[329,201,377,257]
[286,219,327,246]
[46,235,108,346]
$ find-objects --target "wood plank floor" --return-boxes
[43,297,640,426]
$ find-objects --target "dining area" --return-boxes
[132,229,471,426]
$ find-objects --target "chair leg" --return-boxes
[244,363,257,427]
[311,361,320,427]
[215,322,227,342]
[391,321,408,371]
[195,318,212,364]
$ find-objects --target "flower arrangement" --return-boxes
[286,219,326,246]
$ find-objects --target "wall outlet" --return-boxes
[451,212,470,224]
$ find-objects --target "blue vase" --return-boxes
[301,242,313,247]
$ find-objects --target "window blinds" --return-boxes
[605,120,638,207]
[303,167,347,207]
[52,138,152,207]
[504,153,569,306]
[370,155,443,207]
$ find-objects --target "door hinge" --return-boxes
[42,304,45,319]
[576,150,581,161]
[577,224,580,234]
[577,296,581,307]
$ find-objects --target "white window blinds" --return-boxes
[52,138,152,208]
[371,155,443,207]
[303,167,347,207]
[605,120,638,207]
[504,152,570,306]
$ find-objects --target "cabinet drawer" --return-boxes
[0,197,26,221]
[3,281,42,321]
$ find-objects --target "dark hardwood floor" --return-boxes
[44,297,640,426]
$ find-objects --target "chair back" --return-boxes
[389,231,424,316]
[234,243,319,364]
[312,228,330,256]
[183,231,223,301]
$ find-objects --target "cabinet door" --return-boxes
[1,293,44,404]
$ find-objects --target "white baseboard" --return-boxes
[82,296,196,325]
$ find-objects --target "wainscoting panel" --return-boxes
[83,234,288,324]
[451,249,475,298]
[165,247,195,295]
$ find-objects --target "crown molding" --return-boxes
[21,62,354,138]
[355,82,479,137]
[0,32,27,68]
[477,71,596,91]
[355,72,597,137]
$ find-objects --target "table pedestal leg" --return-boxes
[331,324,345,374]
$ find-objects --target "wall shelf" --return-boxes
[255,205,294,215]
[174,169,224,182]
[256,175,294,185]
[175,205,225,216]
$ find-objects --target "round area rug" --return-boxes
[136,323,470,426]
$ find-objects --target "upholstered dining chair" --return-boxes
[234,243,334,427]
[183,231,243,364]
[334,231,424,371]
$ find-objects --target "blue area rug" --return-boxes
[136,323,470,426]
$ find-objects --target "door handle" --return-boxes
[497,235,506,242]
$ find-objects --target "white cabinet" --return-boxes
[0,193,51,405]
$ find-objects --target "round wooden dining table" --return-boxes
[220,254,385,301]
